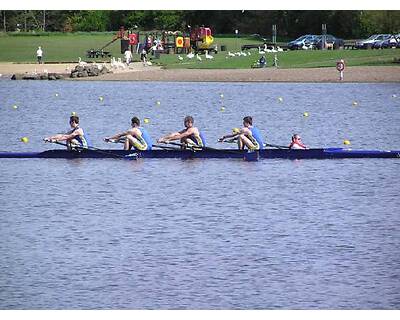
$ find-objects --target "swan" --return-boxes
[205,52,214,59]
[78,57,87,66]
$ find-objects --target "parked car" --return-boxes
[372,34,395,49]
[314,34,344,49]
[287,35,319,50]
[355,34,392,49]
[381,34,400,48]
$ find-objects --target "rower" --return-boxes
[289,134,308,149]
[44,115,90,149]
[104,116,152,150]
[218,116,264,150]
[157,115,206,149]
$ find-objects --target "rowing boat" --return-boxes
[0,148,399,159]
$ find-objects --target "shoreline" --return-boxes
[1,62,400,82]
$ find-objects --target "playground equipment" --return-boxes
[86,26,140,59]
[190,27,217,53]
[85,25,218,61]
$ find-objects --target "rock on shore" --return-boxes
[11,73,65,80]
[70,64,110,78]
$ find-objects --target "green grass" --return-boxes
[0,32,399,68]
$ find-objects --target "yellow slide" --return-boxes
[199,35,214,49]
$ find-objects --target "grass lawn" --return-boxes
[0,32,399,69]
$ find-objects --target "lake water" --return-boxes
[0,80,399,309]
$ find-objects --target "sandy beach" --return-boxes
[1,62,399,82]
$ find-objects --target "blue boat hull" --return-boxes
[0,148,399,159]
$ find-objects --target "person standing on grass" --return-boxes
[36,46,43,64]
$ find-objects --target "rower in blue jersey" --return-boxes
[218,116,264,150]
[157,115,206,148]
[104,116,152,150]
[44,115,90,149]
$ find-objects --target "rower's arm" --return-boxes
[218,132,239,142]
[105,130,130,142]
[158,129,190,143]
[45,130,81,142]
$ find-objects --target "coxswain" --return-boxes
[157,115,206,149]
[104,116,152,150]
[44,115,89,149]
[289,134,307,149]
[218,116,264,150]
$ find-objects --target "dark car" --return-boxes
[355,34,392,49]
[314,34,344,49]
[372,34,395,49]
[287,35,319,50]
[380,34,400,49]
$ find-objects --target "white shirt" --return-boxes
[37,48,43,57]
[124,50,132,59]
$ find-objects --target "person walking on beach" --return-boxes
[36,46,43,64]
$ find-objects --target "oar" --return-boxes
[45,140,137,160]
[105,138,180,151]
[160,141,258,161]
[222,138,289,150]
[162,141,243,154]
[264,143,290,149]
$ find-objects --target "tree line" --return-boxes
[1,10,399,39]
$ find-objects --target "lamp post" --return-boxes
[235,29,239,52]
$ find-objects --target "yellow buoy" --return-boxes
[343,139,351,145]
[55,93,59,97]
[278,97,283,103]
[352,101,358,106]
[220,106,225,112]
[20,137,29,143]
[99,96,104,101]
[12,105,18,110]
[71,111,76,116]
[220,93,224,98]
[156,101,161,106]
[144,118,150,124]
[232,128,240,134]
[303,112,309,117]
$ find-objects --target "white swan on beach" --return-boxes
[78,57,87,66]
